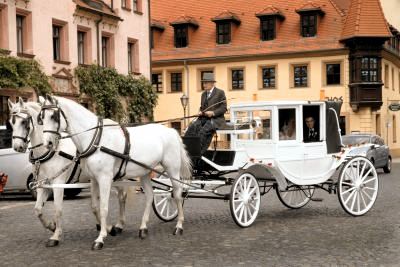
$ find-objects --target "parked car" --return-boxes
[342,133,392,173]
[0,125,35,197]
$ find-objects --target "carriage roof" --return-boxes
[229,100,326,109]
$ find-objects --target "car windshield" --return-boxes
[342,135,371,146]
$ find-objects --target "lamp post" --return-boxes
[180,94,189,130]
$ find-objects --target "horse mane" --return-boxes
[25,101,41,113]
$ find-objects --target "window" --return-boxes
[384,64,389,87]
[133,0,138,10]
[170,121,182,134]
[279,108,296,140]
[234,110,272,140]
[133,0,142,12]
[200,70,213,90]
[174,25,188,48]
[262,67,275,88]
[152,73,163,93]
[301,14,317,37]
[326,63,341,85]
[231,69,244,90]
[101,36,109,67]
[16,15,24,53]
[339,116,346,136]
[393,115,397,143]
[128,42,133,73]
[0,95,9,126]
[361,57,378,82]
[260,17,275,41]
[77,31,85,65]
[52,25,61,60]
[294,65,308,87]
[376,114,381,137]
[170,73,182,92]
[216,22,231,44]
[392,67,395,90]
[122,0,127,8]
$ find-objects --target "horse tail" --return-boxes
[177,132,192,181]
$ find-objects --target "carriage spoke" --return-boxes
[362,177,377,185]
[356,160,360,180]
[235,202,244,213]
[357,191,361,213]
[341,181,355,187]
[360,189,373,201]
[360,168,373,182]
[350,189,358,211]
[248,186,257,196]
[343,190,357,206]
[244,205,248,223]
[364,186,377,191]
[341,186,356,195]
[166,200,170,218]
[359,161,367,179]
[360,189,367,208]
[155,197,168,207]
[160,199,168,215]
[238,205,245,222]
[246,205,253,219]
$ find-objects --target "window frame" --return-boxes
[174,25,188,48]
[16,15,24,53]
[101,36,109,67]
[361,57,378,82]
[170,72,183,92]
[326,63,341,85]
[301,14,317,37]
[231,69,244,90]
[293,65,308,87]
[261,66,276,89]
[152,73,163,93]
[260,16,275,41]
[52,25,61,61]
[216,21,231,44]
[77,31,85,65]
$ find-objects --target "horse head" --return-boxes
[39,95,69,150]
[8,97,35,153]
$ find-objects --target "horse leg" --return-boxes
[46,188,64,247]
[172,180,185,235]
[111,186,127,236]
[90,179,101,229]
[139,174,153,239]
[34,188,54,231]
[92,175,112,250]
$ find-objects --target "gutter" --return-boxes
[148,0,152,79]
[184,59,190,117]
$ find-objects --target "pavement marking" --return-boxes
[0,202,35,210]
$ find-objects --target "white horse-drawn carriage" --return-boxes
[8,96,378,249]
[153,100,379,227]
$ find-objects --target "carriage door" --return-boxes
[276,106,304,180]
[302,104,334,181]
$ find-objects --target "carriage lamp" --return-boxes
[180,94,189,129]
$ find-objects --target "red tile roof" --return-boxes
[341,0,392,40]
[295,1,325,14]
[74,0,121,20]
[255,6,285,20]
[170,15,199,28]
[211,10,241,24]
[151,0,392,62]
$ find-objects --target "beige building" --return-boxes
[151,0,400,156]
[0,0,150,123]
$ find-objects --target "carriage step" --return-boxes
[310,198,323,202]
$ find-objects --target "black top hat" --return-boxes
[201,72,216,82]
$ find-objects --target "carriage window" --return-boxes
[303,105,320,142]
[279,109,296,140]
[234,110,272,140]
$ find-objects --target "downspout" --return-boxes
[110,0,113,9]
[148,0,152,79]
[95,15,103,65]
[184,59,190,118]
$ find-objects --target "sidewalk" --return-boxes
[393,157,400,163]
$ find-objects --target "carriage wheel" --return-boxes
[229,173,261,228]
[152,192,179,222]
[276,184,315,209]
[338,156,379,216]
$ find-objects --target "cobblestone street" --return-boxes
[1,164,400,267]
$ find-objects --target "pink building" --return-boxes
[0,0,150,120]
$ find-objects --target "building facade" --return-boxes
[0,0,150,124]
[151,0,400,156]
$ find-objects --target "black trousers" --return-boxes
[185,117,215,155]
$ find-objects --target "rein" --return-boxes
[10,110,34,143]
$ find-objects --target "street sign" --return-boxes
[389,103,400,111]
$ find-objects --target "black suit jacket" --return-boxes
[200,87,227,129]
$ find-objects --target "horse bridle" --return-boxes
[10,110,34,143]
[38,103,69,138]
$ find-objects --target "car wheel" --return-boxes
[383,157,392,174]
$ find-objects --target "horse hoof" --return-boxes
[91,242,104,250]
[45,239,59,247]
[173,228,183,236]
[96,224,101,231]
[109,226,123,236]
[139,228,148,239]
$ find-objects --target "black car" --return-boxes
[342,134,392,173]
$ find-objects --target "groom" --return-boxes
[185,73,227,154]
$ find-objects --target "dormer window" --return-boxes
[256,6,285,41]
[170,16,198,48]
[296,2,325,38]
[212,11,241,45]
[174,25,188,48]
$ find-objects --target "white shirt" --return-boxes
[206,87,215,98]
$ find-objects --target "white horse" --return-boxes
[40,95,192,250]
[8,97,128,247]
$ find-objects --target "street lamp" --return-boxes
[180,94,189,130]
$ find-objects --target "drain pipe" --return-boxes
[184,59,190,118]
[95,15,103,65]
